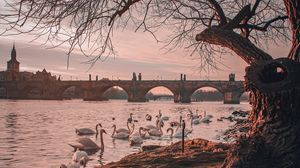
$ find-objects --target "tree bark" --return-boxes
[284,0,300,62]
[196,27,273,65]
[222,58,300,168]
[216,1,300,167]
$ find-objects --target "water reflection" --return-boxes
[0,100,250,168]
[97,151,104,166]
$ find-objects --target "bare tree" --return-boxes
[0,1,288,66]
[1,0,300,167]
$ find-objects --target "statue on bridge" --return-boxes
[132,72,137,81]
[229,73,235,82]
[138,73,142,81]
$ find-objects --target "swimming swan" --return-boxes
[69,129,106,151]
[112,124,130,139]
[75,123,102,135]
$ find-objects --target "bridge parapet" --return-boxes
[0,80,245,103]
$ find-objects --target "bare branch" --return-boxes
[237,15,288,31]
[207,0,227,26]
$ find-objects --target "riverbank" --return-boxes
[100,138,229,168]
[98,110,250,168]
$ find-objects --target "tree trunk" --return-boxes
[219,0,300,167]
[196,1,300,167]
[284,0,300,62]
[222,58,300,168]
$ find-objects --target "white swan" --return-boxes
[116,121,132,134]
[69,129,106,151]
[170,116,182,128]
[75,123,102,135]
[112,124,130,139]
[145,114,152,121]
[129,127,147,145]
[127,113,133,123]
[188,114,201,125]
[159,110,169,121]
[72,151,88,167]
[187,109,201,119]
[192,118,201,125]
[145,115,160,130]
[167,127,191,138]
[146,120,163,137]
[201,111,213,123]
[167,128,174,138]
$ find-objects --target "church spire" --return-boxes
[7,42,20,73]
[11,42,17,60]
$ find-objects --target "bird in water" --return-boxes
[129,127,147,145]
[166,127,191,138]
[188,114,201,125]
[169,116,182,129]
[115,121,133,134]
[69,129,106,152]
[145,114,152,121]
[60,150,89,168]
[127,113,133,123]
[146,120,163,137]
[201,111,213,123]
[145,115,160,130]
[75,123,102,136]
[159,110,169,121]
[111,124,131,139]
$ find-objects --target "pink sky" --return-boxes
[0,30,290,81]
[0,1,292,95]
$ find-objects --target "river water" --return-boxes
[0,100,250,168]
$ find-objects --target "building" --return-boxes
[0,44,57,82]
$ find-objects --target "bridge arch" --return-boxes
[102,86,128,100]
[190,84,225,95]
[145,86,175,101]
[57,85,84,99]
[84,85,130,101]
[191,86,224,102]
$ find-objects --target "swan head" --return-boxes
[79,156,88,167]
[101,129,107,133]
[158,110,162,116]
[167,128,173,137]
[96,123,102,131]
[75,129,79,134]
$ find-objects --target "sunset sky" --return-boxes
[0,32,290,81]
[0,1,291,83]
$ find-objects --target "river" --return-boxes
[0,99,250,168]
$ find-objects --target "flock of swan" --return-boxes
[60,109,213,167]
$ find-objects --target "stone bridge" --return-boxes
[0,80,245,104]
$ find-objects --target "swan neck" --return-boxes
[130,124,135,135]
[139,127,146,138]
[112,125,116,137]
[127,122,131,132]
[96,124,100,132]
[158,121,162,133]
[100,131,105,151]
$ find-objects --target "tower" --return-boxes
[6,43,20,81]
